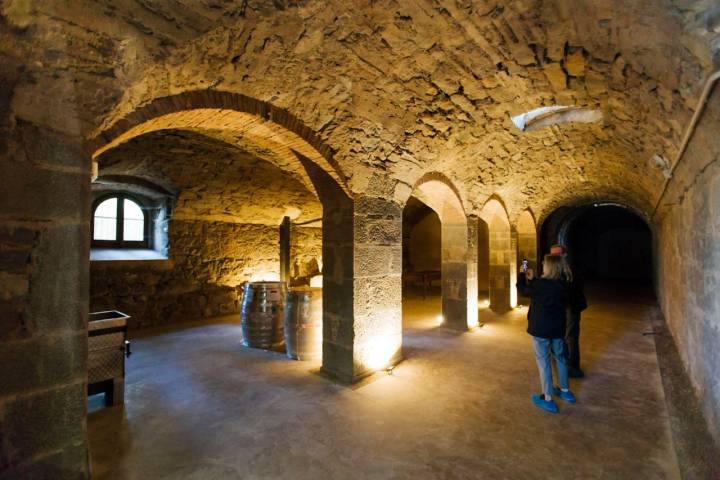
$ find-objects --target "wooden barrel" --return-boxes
[241,281,287,349]
[284,288,322,361]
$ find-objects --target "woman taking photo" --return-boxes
[517,254,577,413]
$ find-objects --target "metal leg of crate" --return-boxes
[107,377,124,406]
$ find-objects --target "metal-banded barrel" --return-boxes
[241,281,287,349]
[284,288,322,361]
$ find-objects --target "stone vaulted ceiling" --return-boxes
[97,129,323,225]
[2,0,719,223]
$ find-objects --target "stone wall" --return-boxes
[408,213,441,272]
[656,89,720,443]
[91,220,322,328]
[289,225,322,286]
[0,123,91,477]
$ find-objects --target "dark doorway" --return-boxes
[401,196,442,330]
[542,204,653,285]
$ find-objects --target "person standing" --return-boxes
[550,244,587,378]
[518,254,577,413]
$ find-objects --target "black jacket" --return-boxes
[568,267,587,313]
[517,273,569,339]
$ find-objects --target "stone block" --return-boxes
[0,331,86,397]
[28,224,89,335]
[543,63,567,91]
[20,121,87,170]
[353,275,402,321]
[321,341,354,383]
[354,245,402,277]
[443,297,468,330]
[0,162,89,222]
[565,49,586,77]
[354,196,402,220]
[0,442,88,480]
[354,217,402,245]
[1,382,86,466]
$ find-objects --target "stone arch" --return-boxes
[516,209,538,306]
[540,201,654,260]
[90,90,362,381]
[89,90,350,198]
[480,196,516,312]
[406,173,477,329]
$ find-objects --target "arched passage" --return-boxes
[89,91,388,383]
[89,90,349,198]
[516,210,538,306]
[480,198,516,312]
[403,175,477,330]
[477,217,491,308]
[541,203,653,287]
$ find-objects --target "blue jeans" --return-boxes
[532,336,569,397]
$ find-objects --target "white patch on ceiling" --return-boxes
[511,106,603,132]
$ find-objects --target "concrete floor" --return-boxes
[88,284,680,479]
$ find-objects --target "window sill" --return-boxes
[90,248,168,262]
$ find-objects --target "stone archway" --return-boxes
[516,210,537,306]
[406,174,477,330]
[480,198,515,313]
[90,90,367,381]
[89,90,349,198]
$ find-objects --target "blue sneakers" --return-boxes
[553,387,577,403]
[532,394,559,413]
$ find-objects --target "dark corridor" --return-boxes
[543,204,653,284]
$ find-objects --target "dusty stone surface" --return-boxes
[2,0,720,476]
[96,129,322,225]
[90,220,322,328]
[87,288,681,479]
[655,91,720,444]
[89,128,323,328]
[87,0,719,222]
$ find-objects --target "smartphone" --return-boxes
[521,259,529,272]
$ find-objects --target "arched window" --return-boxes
[92,195,149,247]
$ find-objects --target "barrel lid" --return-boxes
[247,281,287,286]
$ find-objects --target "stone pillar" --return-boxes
[517,231,538,272]
[489,224,513,312]
[466,216,480,328]
[319,194,356,382]
[516,226,537,306]
[509,230,518,309]
[296,157,402,383]
[441,222,469,330]
[279,216,291,283]
[321,195,403,382]
[350,196,403,379]
[0,123,91,478]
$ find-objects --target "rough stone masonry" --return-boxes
[1,1,719,478]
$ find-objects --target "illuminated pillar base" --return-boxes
[466,216,479,328]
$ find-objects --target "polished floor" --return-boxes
[88,284,680,479]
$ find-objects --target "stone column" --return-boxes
[516,226,537,306]
[489,224,513,312]
[350,196,403,379]
[297,158,402,383]
[279,216,291,283]
[466,216,480,328]
[441,222,469,330]
[320,194,356,382]
[0,124,91,478]
[509,230,518,308]
[321,195,403,382]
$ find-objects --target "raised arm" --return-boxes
[517,271,536,297]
